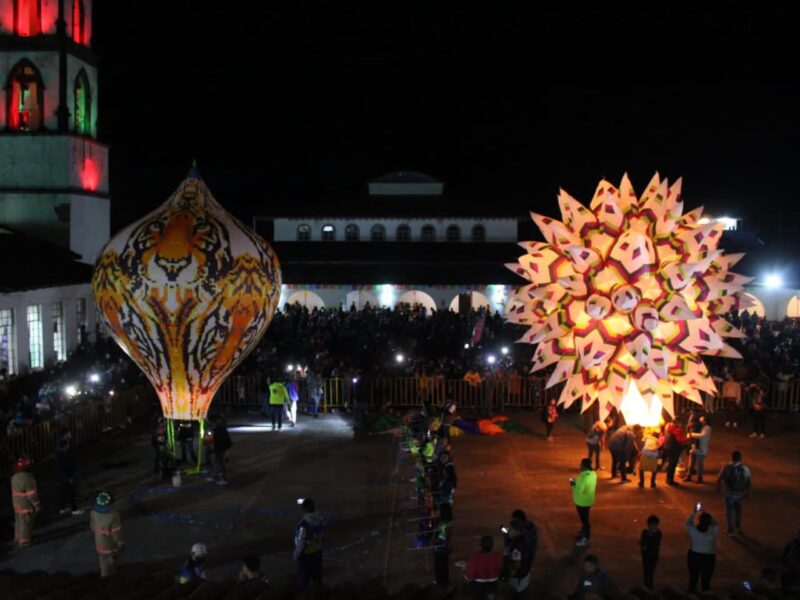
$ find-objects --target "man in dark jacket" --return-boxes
[210,415,232,486]
[574,555,614,600]
[504,509,538,596]
[607,426,635,482]
[56,430,83,515]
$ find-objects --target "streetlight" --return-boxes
[487,354,496,365]
[765,274,783,288]
[89,373,100,383]
[395,353,405,364]
[464,343,470,349]
[286,364,294,372]
[64,385,78,398]
[501,346,509,355]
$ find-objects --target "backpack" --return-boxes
[726,464,748,492]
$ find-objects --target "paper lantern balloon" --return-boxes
[506,173,749,425]
[92,167,281,420]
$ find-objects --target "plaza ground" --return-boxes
[1,407,798,596]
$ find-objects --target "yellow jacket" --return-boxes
[11,472,39,514]
[90,510,124,555]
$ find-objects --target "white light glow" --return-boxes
[464,343,470,349]
[89,373,100,383]
[487,354,496,364]
[286,364,294,372]
[380,284,395,307]
[717,216,738,231]
[65,385,78,398]
[501,346,509,355]
[619,383,663,427]
[697,217,712,225]
[765,274,783,288]
[395,353,404,364]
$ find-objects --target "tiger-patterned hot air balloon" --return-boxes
[93,165,281,452]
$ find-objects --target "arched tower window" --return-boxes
[370,224,386,241]
[396,224,411,242]
[321,224,336,241]
[471,224,486,242]
[72,0,86,44]
[421,225,436,242]
[446,225,461,242]
[5,59,44,132]
[297,224,311,241]
[73,69,91,136]
[13,0,41,36]
[345,224,360,241]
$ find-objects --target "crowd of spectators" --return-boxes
[0,336,144,437]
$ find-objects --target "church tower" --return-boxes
[0,0,109,264]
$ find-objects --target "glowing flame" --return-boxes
[619,382,663,427]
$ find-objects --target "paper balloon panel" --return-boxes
[506,173,747,422]
[92,170,281,420]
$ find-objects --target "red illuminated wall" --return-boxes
[81,156,99,191]
[0,0,59,36]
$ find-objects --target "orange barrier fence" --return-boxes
[0,386,155,475]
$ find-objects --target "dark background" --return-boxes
[92,2,798,235]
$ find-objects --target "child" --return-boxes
[640,515,662,589]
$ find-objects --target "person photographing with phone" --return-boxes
[572,458,597,547]
[686,502,719,592]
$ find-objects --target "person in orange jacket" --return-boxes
[10,456,40,547]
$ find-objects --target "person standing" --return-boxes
[177,421,197,464]
[294,498,325,587]
[574,555,614,600]
[56,430,84,515]
[664,420,688,486]
[686,505,719,592]
[543,398,559,441]
[586,420,607,470]
[750,385,767,439]
[687,415,712,484]
[572,458,597,547]
[307,370,323,418]
[722,376,742,428]
[433,502,453,587]
[464,535,504,599]
[781,528,800,588]
[10,456,40,548]
[90,491,124,577]
[608,425,634,482]
[210,414,232,485]
[286,375,300,427]
[268,380,289,431]
[716,450,752,535]
[638,434,660,489]
[503,510,538,597]
[640,515,662,589]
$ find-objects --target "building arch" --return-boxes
[296,224,311,241]
[370,224,386,241]
[421,224,436,242]
[471,224,486,242]
[345,290,379,310]
[741,292,766,318]
[396,290,437,314]
[345,224,360,241]
[396,224,411,241]
[5,58,45,131]
[13,0,42,36]
[787,295,800,318]
[446,225,461,242]
[448,291,491,312]
[73,68,91,136]
[321,223,336,241]
[285,290,326,311]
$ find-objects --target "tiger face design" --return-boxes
[93,174,281,420]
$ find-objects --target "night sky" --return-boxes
[93,2,798,233]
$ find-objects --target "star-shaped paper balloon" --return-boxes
[506,174,751,424]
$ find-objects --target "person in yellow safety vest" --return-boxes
[90,491,124,577]
[269,380,289,431]
[11,456,40,547]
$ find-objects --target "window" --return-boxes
[297,224,311,241]
[345,224,360,241]
[5,59,44,131]
[26,305,43,369]
[13,0,41,36]
[74,69,91,136]
[321,224,336,241]
[76,298,87,344]
[446,225,461,242]
[471,224,486,242]
[52,302,66,362]
[396,224,411,242]
[72,0,86,44]
[370,224,386,241]
[421,225,436,242]
[0,309,15,375]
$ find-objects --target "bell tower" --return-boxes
[0,0,109,264]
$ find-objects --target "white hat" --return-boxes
[191,543,208,557]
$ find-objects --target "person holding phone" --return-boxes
[686,504,719,592]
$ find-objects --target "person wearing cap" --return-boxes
[11,456,40,547]
[294,498,325,586]
[574,555,614,600]
[504,509,538,596]
[178,543,209,583]
[90,491,124,577]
